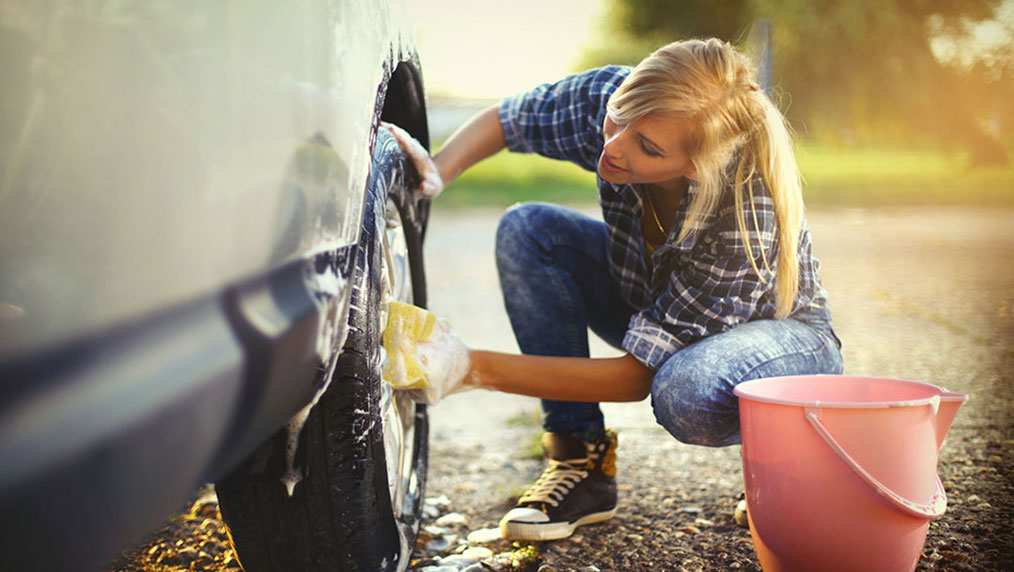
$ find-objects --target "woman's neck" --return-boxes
[644,179,688,225]
[640,178,687,249]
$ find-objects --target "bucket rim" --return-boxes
[733,374,969,409]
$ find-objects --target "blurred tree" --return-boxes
[581,0,1011,165]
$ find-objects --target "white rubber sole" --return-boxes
[499,507,617,541]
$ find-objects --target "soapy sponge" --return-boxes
[382,301,438,389]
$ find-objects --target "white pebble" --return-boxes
[462,546,494,560]
[439,554,479,566]
[462,565,487,572]
[426,495,453,509]
[466,527,503,544]
[435,512,468,527]
[426,537,451,552]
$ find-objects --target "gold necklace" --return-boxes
[643,189,667,238]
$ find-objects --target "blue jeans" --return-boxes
[495,203,843,447]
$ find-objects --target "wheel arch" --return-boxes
[380,58,431,152]
[375,56,431,308]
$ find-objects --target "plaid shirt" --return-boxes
[499,66,833,370]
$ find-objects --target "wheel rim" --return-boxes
[379,197,420,522]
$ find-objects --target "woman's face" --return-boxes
[598,112,697,192]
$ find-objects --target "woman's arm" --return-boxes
[469,351,654,403]
[385,105,504,197]
[432,104,505,184]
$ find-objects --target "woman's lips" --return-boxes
[599,154,626,175]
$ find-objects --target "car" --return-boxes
[0,2,432,571]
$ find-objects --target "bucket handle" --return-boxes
[804,407,947,519]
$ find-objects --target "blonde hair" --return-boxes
[607,38,803,319]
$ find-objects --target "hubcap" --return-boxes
[379,197,419,522]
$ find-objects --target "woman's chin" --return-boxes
[599,173,618,185]
[597,163,629,185]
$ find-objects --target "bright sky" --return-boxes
[930,0,1014,67]
[405,0,608,99]
[407,0,1014,98]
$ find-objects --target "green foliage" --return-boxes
[795,142,1014,206]
[438,150,598,208]
[505,408,543,428]
[439,141,1014,209]
[521,431,545,461]
[614,0,753,40]
[488,542,541,571]
[578,0,1013,164]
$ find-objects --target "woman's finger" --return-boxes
[381,121,444,197]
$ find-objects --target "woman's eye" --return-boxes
[640,141,661,157]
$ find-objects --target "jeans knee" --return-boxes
[496,202,529,239]
[650,364,740,447]
[496,203,552,272]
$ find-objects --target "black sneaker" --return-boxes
[499,429,618,541]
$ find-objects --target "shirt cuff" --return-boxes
[498,96,533,154]
[622,313,684,370]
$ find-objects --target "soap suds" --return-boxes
[280,252,354,497]
[409,321,471,405]
[280,320,349,497]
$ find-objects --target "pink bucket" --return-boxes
[734,375,967,572]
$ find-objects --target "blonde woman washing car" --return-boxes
[385,38,842,541]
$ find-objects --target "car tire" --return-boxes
[215,127,429,572]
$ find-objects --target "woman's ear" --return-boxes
[684,162,698,180]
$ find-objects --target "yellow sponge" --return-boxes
[382,301,437,389]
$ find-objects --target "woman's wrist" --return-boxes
[463,349,485,391]
[432,153,459,189]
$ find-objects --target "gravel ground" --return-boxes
[415,205,1014,571]
[107,205,1013,572]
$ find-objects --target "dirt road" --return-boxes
[418,205,1014,571]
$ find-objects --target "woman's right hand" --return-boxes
[381,121,445,198]
[405,318,477,405]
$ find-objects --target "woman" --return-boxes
[386,38,842,542]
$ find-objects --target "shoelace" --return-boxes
[518,459,590,508]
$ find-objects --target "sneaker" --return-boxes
[499,429,618,541]
[734,498,749,528]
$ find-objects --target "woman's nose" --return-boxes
[605,122,625,142]
[603,125,626,155]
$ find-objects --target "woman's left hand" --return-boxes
[381,121,445,198]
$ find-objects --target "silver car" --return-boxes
[0,1,432,571]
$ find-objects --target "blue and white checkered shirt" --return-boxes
[499,66,834,370]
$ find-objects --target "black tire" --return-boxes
[215,128,429,572]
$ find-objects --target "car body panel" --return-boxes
[0,294,247,571]
[0,0,430,570]
[0,0,418,355]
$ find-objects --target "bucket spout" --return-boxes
[935,390,968,450]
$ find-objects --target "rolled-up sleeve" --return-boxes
[622,314,685,370]
[622,188,780,369]
[498,66,629,172]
